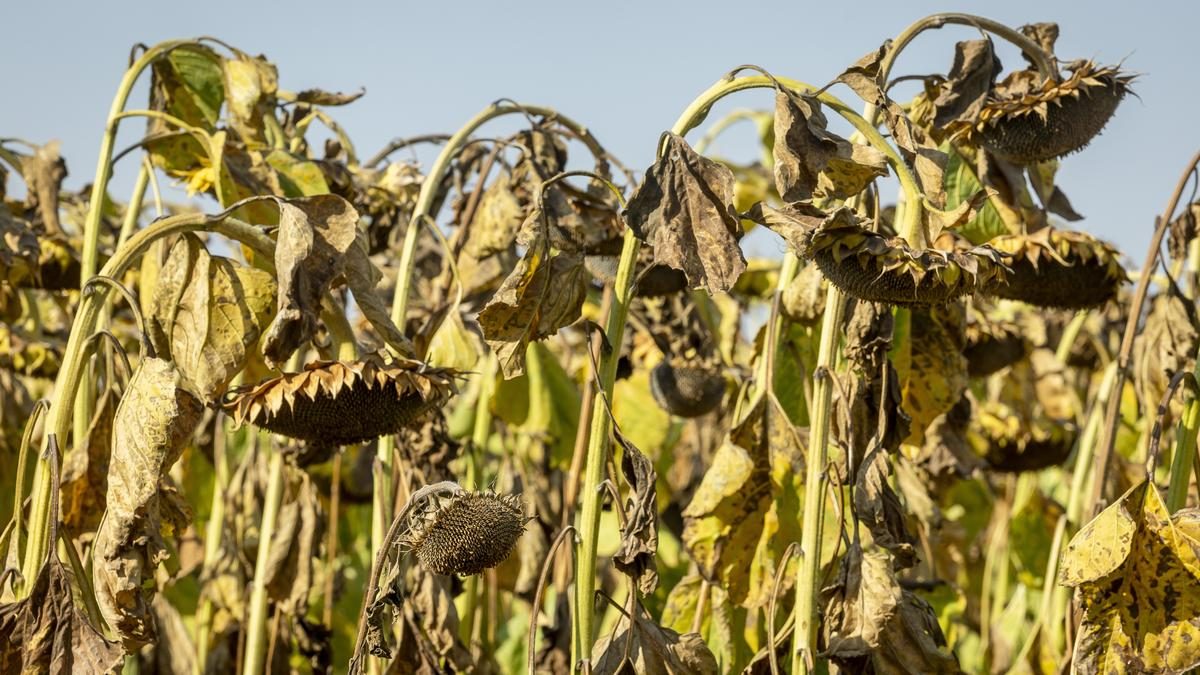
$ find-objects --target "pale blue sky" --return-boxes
[3,0,1197,262]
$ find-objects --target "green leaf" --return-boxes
[942,142,1010,245]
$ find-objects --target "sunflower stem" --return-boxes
[792,283,845,675]
[19,205,282,595]
[879,13,1060,87]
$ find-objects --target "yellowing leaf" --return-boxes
[901,304,967,446]
[93,358,205,648]
[149,234,277,401]
[1061,481,1200,674]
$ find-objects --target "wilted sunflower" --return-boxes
[223,359,456,449]
[650,358,727,418]
[962,61,1134,164]
[971,400,1078,472]
[985,228,1127,309]
[964,314,1026,378]
[804,220,1009,306]
[404,488,526,576]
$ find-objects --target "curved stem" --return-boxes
[79,40,197,288]
[880,13,1059,89]
[1089,150,1200,518]
[668,74,925,246]
[19,207,278,592]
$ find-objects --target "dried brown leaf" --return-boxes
[149,234,277,401]
[477,235,589,379]
[262,194,360,367]
[625,133,746,294]
[93,357,204,648]
[932,40,1003,128]
[591,604,718,675]
[773,88,888,202]
[612,427,660,595]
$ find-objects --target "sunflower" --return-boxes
[961,61,1134,164]
[222,359,457,449]
[804,220,1009,306]
[404,488,526,576]
[985,228,1127,309]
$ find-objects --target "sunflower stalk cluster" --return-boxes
[4,13,1197,675]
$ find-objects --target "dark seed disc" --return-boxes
[980,79,1126,164]
[650,362,725,418]
[812,249,967,307]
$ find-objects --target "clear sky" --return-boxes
[3,0,1197,263]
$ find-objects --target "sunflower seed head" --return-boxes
[406,490,526,576]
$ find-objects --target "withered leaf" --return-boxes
[899,304,967,446]
[93,357,204,648]
[146,44,224,176]
[742,201,829,253]
[0,556,123,675]
[823,543,960,674]
[1061,481,1200,673]
[773,88,888,202]
[262,195,360,368]
[18,140,68,235]
[855,446,918,569]
[0,206,40,286]
[881,100,948,206]
[1135,281,1198,421]
[682,397,814,608]
[932,40,1003,128]
[149,234,277,401]
[612,426,659,595]
[832,44,888,103]
[1020,23,1060,61]
[464,176,524,259]
[625,133,746,295]
[60,385,120,533]
[293,87,365,106]
[477,235,589,379]
[222,52,278,147]
[264,470,323,613]
[591,603,719,675]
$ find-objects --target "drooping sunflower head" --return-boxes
[964,314,1026,378]
[972,400,1078,472]
[985,228,1127,309]
[404,488,526,576]
[222,359,457,450]
[803,220,1009,307]
[650,359,727,418]
[964,61,1135,164]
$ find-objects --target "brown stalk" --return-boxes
[1089,149,1200,516]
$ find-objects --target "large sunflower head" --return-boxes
[804,220,1009,307]
[985,228,1127,309]
[962,61,1134,164]
[972,400,1078,472]
[222,359,457,450]
[404,488,526,576]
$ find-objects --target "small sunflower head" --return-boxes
[985,228,1127,309]
[803,220,1009,307]
[963,61,1134,164]
[964,314,1026,378]
[650,358,727,418]
[404,488,526,576]
[222,359,456,449]
[973,401,1078,472]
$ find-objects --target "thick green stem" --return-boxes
[574,231,639,662]
[792,284,845,674]
[20,208,277,593]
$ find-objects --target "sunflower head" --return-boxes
[404,488,526,576]
[985,228,1127,309]
[964,315,1026,378]
[962,61,1134,164]
[650,359,727,418]
[804,221,1009,307]
[222,359,457,450]
[973,400,1078,472]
